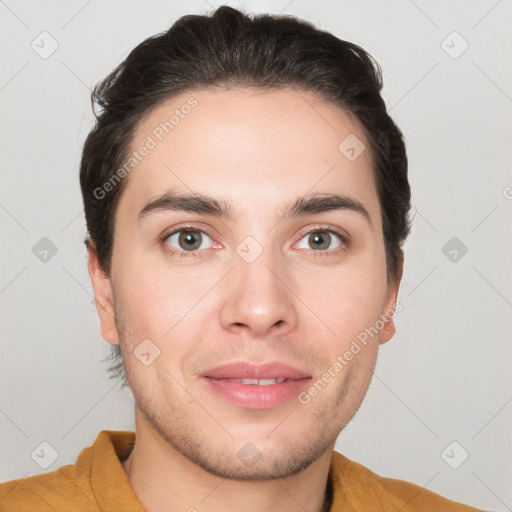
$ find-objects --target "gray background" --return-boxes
[1,0,511,509]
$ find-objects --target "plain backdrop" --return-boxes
[1,1,511,510]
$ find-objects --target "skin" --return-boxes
[88,87,402,512]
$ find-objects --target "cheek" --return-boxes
[115,269,200,392]
[112,254,225,370]
[300,259,388,347]
[113,261,195,342]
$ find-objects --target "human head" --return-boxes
[81,6,410,395]
[82,5,412,480]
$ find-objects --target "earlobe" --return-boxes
[379,316,396,345]
[87,244,120,345]
[379,298,399,345]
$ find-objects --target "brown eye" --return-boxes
[308,231,331,250]
[178,231,202,251]
[297,230,343,252]
[165,230,213,252]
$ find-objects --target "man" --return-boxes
[0,6,482,511]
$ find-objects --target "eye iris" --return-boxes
[309,231,330,250]
[179,231,202,251]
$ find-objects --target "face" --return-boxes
[89,87,400,480]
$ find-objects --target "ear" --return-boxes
[87,243,120,345]
[379,250,404,345]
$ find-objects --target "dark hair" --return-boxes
[80,6,411,386]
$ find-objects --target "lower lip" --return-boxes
[201,377,312,409]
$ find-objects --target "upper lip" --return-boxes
[202,362,311,380]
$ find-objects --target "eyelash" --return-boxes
[160,224,349,259]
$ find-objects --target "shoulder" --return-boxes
[0,464,97,511]
[0,430,134,512]
[330,451,484,511]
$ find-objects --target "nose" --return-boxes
[219,249,299,339]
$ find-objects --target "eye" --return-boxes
[164,229,215,253]
[296,229,344,252]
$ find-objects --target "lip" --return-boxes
[200,361,311,410]
[202,361,310,380]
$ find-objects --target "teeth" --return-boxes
[239,378,259,385]
[228,378,286,385]
[258,378,279,385]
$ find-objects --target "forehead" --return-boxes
[117,87,380,223]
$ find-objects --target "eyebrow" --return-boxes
[136,189,371,225]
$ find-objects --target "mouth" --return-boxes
[200,361,312,410]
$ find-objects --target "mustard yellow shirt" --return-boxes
[0,430,483,511]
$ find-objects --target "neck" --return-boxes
[122,407,334,512]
